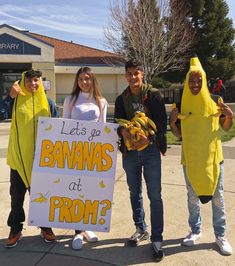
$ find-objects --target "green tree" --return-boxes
[165,0,235,82]
[190,0,235,80]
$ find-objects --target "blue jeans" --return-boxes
[183,164,226,237]
[122,143,163,242]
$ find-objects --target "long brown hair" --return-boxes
[70,67,103,114]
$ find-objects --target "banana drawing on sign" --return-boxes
[45,124,53,131]
[99,180,106,188]
[104,126,111,133]
[32,192,50,203]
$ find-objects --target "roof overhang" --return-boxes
[55,65,125,75]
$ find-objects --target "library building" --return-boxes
[0,24,126,106]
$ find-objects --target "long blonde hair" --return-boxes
[70,67,103,114]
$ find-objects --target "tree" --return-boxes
[104,0,195,83]
[189,0,235,81]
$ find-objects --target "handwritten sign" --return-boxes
[28,117,119,232]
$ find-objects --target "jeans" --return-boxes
[183,164,226,237]
[123,143,163,242]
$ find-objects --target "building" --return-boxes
[0,24,126,106]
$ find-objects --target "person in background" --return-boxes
[114,59,167,262]
[214,77,226,99]
[1,70,58,248]
[63,66,107,250]
[170,57,233,256]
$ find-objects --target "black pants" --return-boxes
[7,169,27,234]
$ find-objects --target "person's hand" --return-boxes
[9,80,23,98]
[169,107,179,124]
[120,127,131,140]
[131,133,150,150]
[218,102,234,119]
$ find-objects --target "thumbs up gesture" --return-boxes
[9,80,25,98]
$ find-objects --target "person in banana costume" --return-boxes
[169,57,233,255]
[115,59,167,262]
[1,70,58,248]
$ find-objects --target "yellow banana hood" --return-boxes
[7,72,50,188]
[181,57,223,196]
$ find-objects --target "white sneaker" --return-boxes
[84,231,98,242]
[72,233,83,250]
[182,232,201,246]
[216,236,233,255]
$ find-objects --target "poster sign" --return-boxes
[42,80,51,91]
[28,117,119,232]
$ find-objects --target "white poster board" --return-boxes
[28,117,119,232]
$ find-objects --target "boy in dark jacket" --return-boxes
[115,59,167,262]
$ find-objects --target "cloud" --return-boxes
[0,4,105,38]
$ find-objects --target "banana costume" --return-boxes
[181,57,223,199]
[7,72,50,188]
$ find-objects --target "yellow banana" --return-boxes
[135,134,140,141]
[210,96,223,117]
[129,127,139,135]
[147,117,157,131]
[117,121,131,128]
[132,120,141,128]
[19,90,26,96]
[135,111,146,118]
[177,114,188,120]
[147,128,155,136]
[135,117,148,129]
[172,103,176,110]
[137,143,149,151]
[125,139,133,150]
[218,97,223,104]
[142,127,149,137]
[116,118,131,124]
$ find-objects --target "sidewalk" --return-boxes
[0,122,235,265]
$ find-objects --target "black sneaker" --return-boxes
[127,228,149,247]
[152,242,164,262]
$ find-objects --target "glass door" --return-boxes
[0,72,22,100]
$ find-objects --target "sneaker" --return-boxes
[72,233,83,250]
[182,232,201,247]
[84,231,98,242]
[5,231,22,248]
[216,236,233,255]
[152,242,164,262]
[40,227,56,243]
[127,228,149,247]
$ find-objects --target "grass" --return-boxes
[167,118,235,145]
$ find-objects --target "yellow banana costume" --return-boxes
[7,72,50,188]
[181,57,223,197]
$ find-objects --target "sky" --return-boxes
[0,0,234,52]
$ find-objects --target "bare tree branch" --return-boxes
[104,0,195,82]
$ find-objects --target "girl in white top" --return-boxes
[63,67,108,250]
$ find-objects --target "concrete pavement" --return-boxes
[0,121,235,265]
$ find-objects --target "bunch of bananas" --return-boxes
[116,111,157,151]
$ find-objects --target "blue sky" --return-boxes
[0,0,234,51]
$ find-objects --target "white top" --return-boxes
[62,92,107,122]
